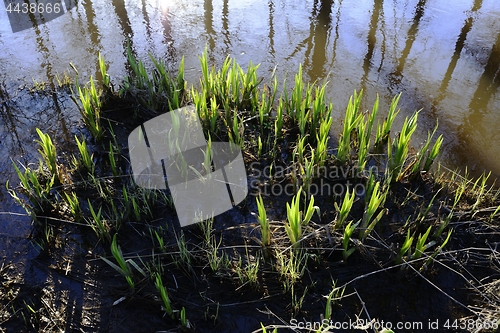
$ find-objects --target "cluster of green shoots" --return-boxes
[11,47,500,330]
[123,46,185,112]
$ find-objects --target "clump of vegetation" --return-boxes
[7,48,500,332]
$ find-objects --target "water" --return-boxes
[0,0,499,240]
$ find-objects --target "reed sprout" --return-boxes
[209,95,219,134]
[98,52,110,90]
[175,231,192,270]
[75,135,94,175]
[342,220,358,260]
[256,195,271,247]
[285,188,318,246]
[411,124,436,176]
[288,65,313,128]
[413,225,433,261]
[337,91,363,164]
[387,111,419,182]
[257,136,263,159]
[356,119,369,171]
[64,192,82,222]
[357,95,379,171]
[11,162,55,214]
[374,93,401,149]
[198,47,261,113]
[154,272,173,317]
[123,46,185,112]
[360,181,387,241]
[300,156,315,193]
[315,116,332,166]
[35,128,58,178]
[75,77,104,141]
[335,188,356,229]
[471,171,491,212]
[396,229,413,264]
[88,199,110,242]
[309,85,328,139]
[131,197,141,221]
[294,136,307,166]
[274,97,284,140]
[101,235,137,290]
[228,112,244,147]
[108,142,119,177]
[180,307,189,329]
[423,229,452,269]
[324,280,344,320]
[423,133,443,172]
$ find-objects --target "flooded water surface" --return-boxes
[1,0,500,241]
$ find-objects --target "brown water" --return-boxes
[1,0,500,215]
[2,0,500,178]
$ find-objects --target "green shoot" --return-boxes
[334,188,356,229]
[75,78,103,141]
[64,192,82,222]
[98,52,110,90]
[360,181,387,240]
[175,231,192,270]
[11,162,55,214]
[423,229,452,269]
[35,128,58,178]
[423,134,443,172]
[101,234,134,289]
[274,97,284,140]
[154,272,173,317]
[387,111,419,182]
[88,199,110,242]
[275,248,308,289]
[256,195,271,247]
[375,93,401,149]
[109,142,119,177]
[75,135,94,175]
[472,171,491,212]
[337,91,363,164]
[180,307,189,329]
[285,188,318,247]
[396,229,413,264]
[324,280,345,319]
[413,225,433,261]
[153,228,166,253]
[342,220,359,260]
